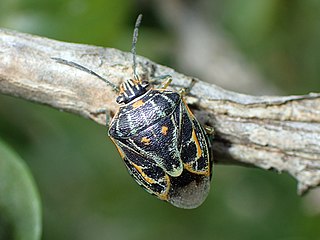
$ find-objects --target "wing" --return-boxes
[111,138,170,200]
[117,109,184,177]
[111,136,211,209]
[179,100,212,176]
[156,100,212,209]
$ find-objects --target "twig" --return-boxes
[1,28,320,194]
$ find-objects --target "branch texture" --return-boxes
[1,28,320,194]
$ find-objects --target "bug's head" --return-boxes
[116,78,149,104]
[116,14,149,105]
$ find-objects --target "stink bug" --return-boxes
[54,14,213,209]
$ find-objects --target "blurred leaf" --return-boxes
[0,140,41,240]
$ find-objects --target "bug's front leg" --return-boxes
[204,125,215,135]
[178,78,197,96]
[152,76,197,96]
[89,108,111,127]
[150,75,173,89]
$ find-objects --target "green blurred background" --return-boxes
[1,0,320,239]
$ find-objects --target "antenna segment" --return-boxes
[131,14,143,80]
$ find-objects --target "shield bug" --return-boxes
[54,14,213,209]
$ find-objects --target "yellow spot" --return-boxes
[192,129,202,158]
[132,99,144,109]
[131,162,156,184]
[161,126,168,135]
[141,137,151,145]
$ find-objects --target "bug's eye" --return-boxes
[116,96,125,104]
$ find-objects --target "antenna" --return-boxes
[52,57,119,92]
[131,14,143,80]
[52,15,144,92]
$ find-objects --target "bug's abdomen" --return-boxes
[113,140,171,200]
[110,90,184,177]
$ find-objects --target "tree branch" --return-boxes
[1,28,320,194]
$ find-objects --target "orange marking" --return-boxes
[161,126,168,135]
[192,129,202,158]
[116,146,125,158]
[132,78,141,85]
[132,161,170,200]
[110,138,126,158]
[141,137,151,145]
[184,163,210,176]
[131,162,156,184]
[182,99,195,119]
[119,84,125,94]
[132,99,144,109]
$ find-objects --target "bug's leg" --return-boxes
[204,125,215,135]
[105,109,119,127]
[159,75,173,89]
[179,78,197,96]
[93,108,108,115]
[150,75,173,89]
[106,112,111,127]
[89,108,112,127]
[104,110,116,127]
[90,108,108,122]
[92,108,107,114]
